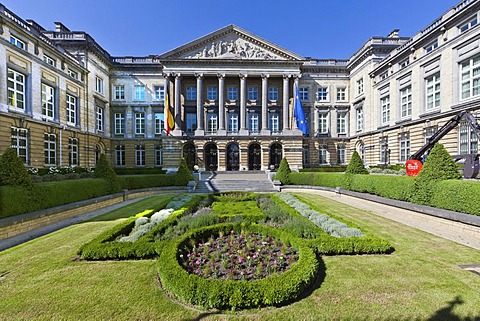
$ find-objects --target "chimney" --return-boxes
[55,22,70,33]
[387,29,400,38]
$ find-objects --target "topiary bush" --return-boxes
[94,153,121,193]
[345,151,369,175]
[274,158,292,185]
[176,158,194,186]
[0,148,33,188]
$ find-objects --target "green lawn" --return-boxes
[1,192,479,320]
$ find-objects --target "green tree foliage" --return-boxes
[274,158,292,185]
[176,158,194,186]
[0,148,33,188]
[94,153,120,192]
[345,151,369,175]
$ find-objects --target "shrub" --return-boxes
[345,151,369,175]
[429,180,480,216]
[94,153,121,193]
[299,166,347,173]
[176,158,194,186]
[0,148,33,188]
[289,172,345,188]
[274,158,292,184]
[117,174,177,190]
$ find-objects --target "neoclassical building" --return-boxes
[1,0,480,172]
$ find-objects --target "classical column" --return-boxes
[239,73,248,134]
[218,73,226,134]
[195,73,204,135]
[261,74,269,134]
[173,74,182,135]
[314,108,319,134]
[282,74,290,131]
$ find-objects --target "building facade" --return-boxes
[1,0,480,172]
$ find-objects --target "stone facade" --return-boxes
[1,1,480,172]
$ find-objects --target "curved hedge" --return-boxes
[158,223,319,310]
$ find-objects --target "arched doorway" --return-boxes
[182,143,196,170]
[248,143,261,170]
[226,143,240,171]
[204,143,218,171]
[269,143,282,170]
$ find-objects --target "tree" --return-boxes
[274,158,292,185]
[94,153,120,192]
[176,158,194,186]
[0,148,33,188]
[345,151,369,175]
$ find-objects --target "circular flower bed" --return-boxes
[179,230,299,281]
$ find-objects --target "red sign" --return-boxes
[406,160,423,176]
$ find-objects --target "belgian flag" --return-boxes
[165,83,175,135]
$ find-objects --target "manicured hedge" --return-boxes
[347,174,415,202]
[299,166,347,172]
[157,223,319,310]
[117,174,178,190]
[114,168,166,175]
[290,172,345,188]
[429,180,480,216]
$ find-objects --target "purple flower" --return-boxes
[187,253,190,257]
[238,257,243,263]
[230,229,235,234]
[195,259,201,265]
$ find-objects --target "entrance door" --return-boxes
[226,143,240,171]
[182,143,196,170]
[248,143,261,170]
[269,143,282,170]
[204,143,218,171]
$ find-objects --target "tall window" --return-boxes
[356,107,363,132]
[399,133,410,162]
[461,55,480,100]
[317,87,328,101]
[380,138,389,164]
[228,87,238,100]
[299,87,309,100]
[426,73,440,110]
[155,113,164,135]
[116,145,125,166]
[319,146,328,165]
[69,138,79,166]
[337,145,346,164]
[135,112,145,134]
[186,87,197,100]
[357,78,364,95]
[11,127,28,164]
[10,35,25,49]
[459,122,478,155]
[186,113,197,132]
[248,87,259,100]
[155,144,163,167]
[42,83,55,119]
[114,113,125,135]
[400,86,412,118]
[44,133,56,165]
[269,113,280,133]
[336,111,347,134]
[318,112,329,134]
[95,76,104,94]
[154,85,165,101]
[268,87,279,101]
[8,69,26,109]
[96,107,104,132]
[228,113,239,133]
[206,113,218,133]
[249,113,259,133]
[66,94,77,125]
[207,87,218,100]
[114,85,125,100]
[135,145,146,166]
[134,85,145,100]
[337,87,346,101]
[381,96,390,124]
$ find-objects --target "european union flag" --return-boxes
[294,83,309,135]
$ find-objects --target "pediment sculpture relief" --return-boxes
[186,38,280,60]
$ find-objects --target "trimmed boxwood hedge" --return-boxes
[289,172,345,188]
[429,180,480,216]
[117,174,178,190]
[157,223,319,310]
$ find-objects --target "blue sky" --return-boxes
[2,0,460,59]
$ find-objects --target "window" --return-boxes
[299,87,309,101]
[206,113,218,133]
[400,86,412,118]
[95,76,104,94]
[42,83,55,119]
[424,41,438,53]
[135,112,145,134]
[303,143,310,167]
[460,55,480,100]
[44,133,56,165]
[114,85,125,100]
[96,107,104,132]
[10,35,25,49]
[134,85,145,100]
[66,94,77,125]
[43,55,56,67]
[268,87,279,101]
[426,72,441,110]
[380,72,388,81]
[11,127,28,164]
[114,113,125,135]
[115,145,125,166]
[135,145,145,166]
[228,87,238,100]
[207,87,218,100]
[317,87,328,101]
[67,69,78,80]
[318,112,329,134]
[399,58,409,69]
[248,87,259,100]
[337,145,346,164]
[459,122,478,155]
[379,138,389,164]
[399,133,410,162]
[154,85,165,101]
[336,111,347,134]
[319,146,328,165]
[357,78,364,95]
[228,113,239,133]
[269,113,280,132]
[356,107,364,132]
[186,87,197,100]
[425,126,437,144]
[248,113,259,133]
[337,87,346,101]
[155,144,163,167]
[459,15,478,33]
[381,96,390,124]
[69,138,79,166]
[186,113,197,132]
[155,113,164,134]
[7,68,25,109]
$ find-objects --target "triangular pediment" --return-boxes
[159,25,304,61]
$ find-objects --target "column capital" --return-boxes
[239,73,248,79]
[283,74,292,79]
[175,73,182,79]
[217,73,225,79]
[261,73,270,79]
[194,73,203,79]
[294,73,302,80]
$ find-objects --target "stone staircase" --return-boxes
[193,171,276,193]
